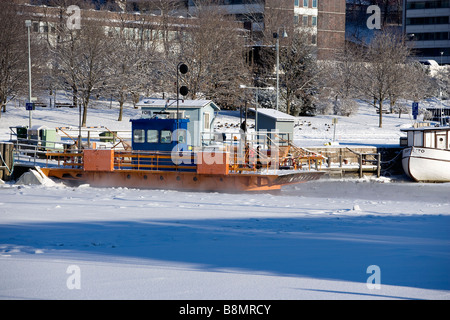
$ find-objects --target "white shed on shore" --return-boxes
[250,108,296,142]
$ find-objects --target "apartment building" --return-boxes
[15,1,199,54]
[186,0,345,59]
[18,0,346,59]
[294,0,318,44]
[317,0,346,59]
[403,0,450,65]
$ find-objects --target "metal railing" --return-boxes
[114,150,197,171]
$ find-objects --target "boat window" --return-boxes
[161,130,172,144]
[407,131,414,146]
[424,132,434,148]
[133,129,145,143]
[147,130,158,143]
[414,131,423,147]
[436,132,447,149]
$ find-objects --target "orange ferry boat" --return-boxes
[38,115,324,192]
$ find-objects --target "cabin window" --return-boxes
[424,132,434,148]
[133,129,145,143]
[147,130,158,143]
[407,132,414,146]
[414,131,423,147]
[436,132,447,149]
[160,130,172,144]
[204,113,210,130]
[177,129,186,143]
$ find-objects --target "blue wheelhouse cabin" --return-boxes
[130,115,195,170]
[130,116,190,152]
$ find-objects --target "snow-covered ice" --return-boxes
[0,181,449,300]
[1,99,449,300]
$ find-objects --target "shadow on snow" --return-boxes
[1,214,449,292]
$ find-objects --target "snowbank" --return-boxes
[15,168,57,187]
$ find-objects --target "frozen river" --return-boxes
[1,178,449,300]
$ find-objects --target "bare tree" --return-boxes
[105,11,165,121]
[351,30,412,127]
[255,0,322,115]
[280,31,321,116]
[434,66,450,100]
[322,45,362,116]
[47,6,115,127]
[175,2,251,107]
[0,3,28,117]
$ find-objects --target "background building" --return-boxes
[403,0,450,65]
[317,0,346,59]
[187,0,345,58]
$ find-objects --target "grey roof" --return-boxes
[137,98,220,111]
[251,108,296,122]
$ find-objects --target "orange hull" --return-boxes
[40,167,323,192]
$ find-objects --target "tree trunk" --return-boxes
[118,93,124,121]
[379,100,383,128]
[82,98,89,127]
[72,87,78,108]
[0,98,6,117]
[390,96,397,113]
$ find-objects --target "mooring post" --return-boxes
[377,152,381,178]
[359,154,363,178]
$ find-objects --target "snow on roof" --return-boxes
[401,125,450,132]
[137,98,220,110]
[250,108,296,122]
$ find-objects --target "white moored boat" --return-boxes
[401,126,450,182]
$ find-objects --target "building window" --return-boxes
[407,0,450,9]
[311,34,317,44]
[295,0,299,6]
[406,16,449,25]
[411,32,449,41]
[294,15,299,25]
[147,130,158,143]
[133,129,145,143]
[302,15,309,26]
[312,0,317,8]
[160,130,172,144]
[303,0,308,7]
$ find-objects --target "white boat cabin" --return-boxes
[402,126,450,150]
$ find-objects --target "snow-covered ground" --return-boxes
[1,98,449,300]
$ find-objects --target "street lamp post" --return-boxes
[25,20,32,131]
[441,51,444,66]
[274,29,287,111]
